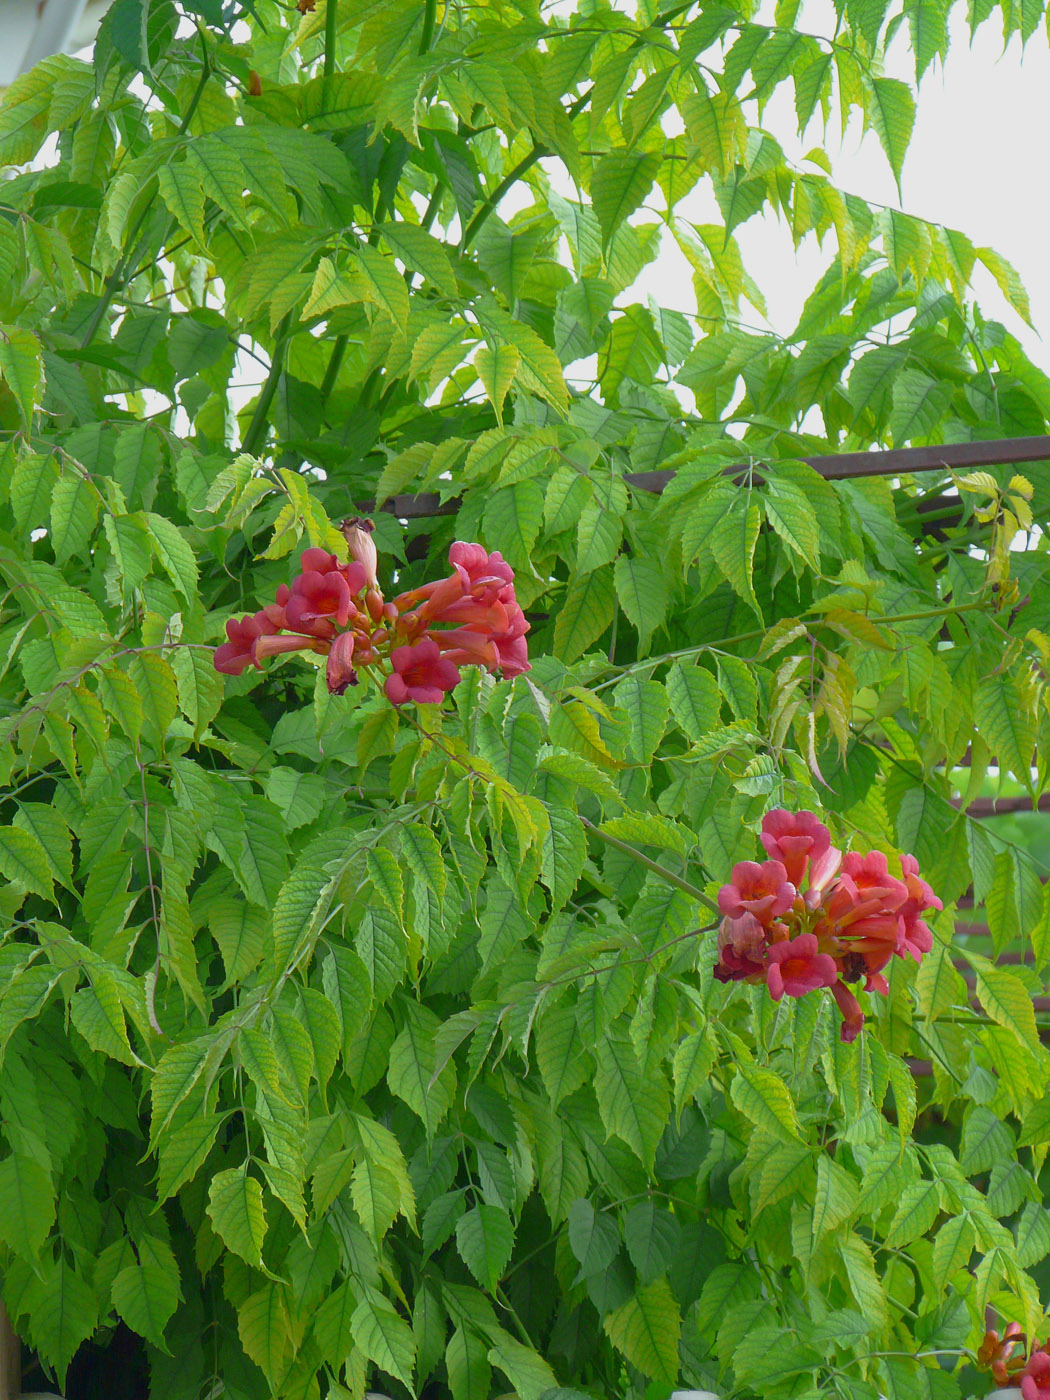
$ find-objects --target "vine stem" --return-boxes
[136,744,166,1037]
[579,816,719,914]
[324,0,338,77]
[591,598,991,691]
[458,88,592,253]
[402,710,720,913]
[418,0,437,54]
[79,26,211,351]
[241,314,292,456]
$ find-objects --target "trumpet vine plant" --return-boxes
[1,0,1050,1398]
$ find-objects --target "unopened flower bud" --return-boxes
[365,587,384,622]
[341,517,379,589]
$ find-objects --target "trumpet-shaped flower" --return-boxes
[765,935,839,999]
[717,860,796,925]
[760,809,832,885]
[385,637,462,706]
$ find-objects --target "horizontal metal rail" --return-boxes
[378,434,1050,519]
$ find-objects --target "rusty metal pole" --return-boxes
[0,1302,20,1400]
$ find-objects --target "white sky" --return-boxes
[660,3,1050,365]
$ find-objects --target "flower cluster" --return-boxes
[978,1327,1050,1399]
[714,809,942,1042]
[213,521,530,706]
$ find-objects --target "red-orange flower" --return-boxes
[713,809,941,1043]
[1024,1348,1050,1400]
[760,809,831,886]
[326,632,357,696]
[766,935,838,1000]
[214,536,529,706]
[285,570,356,629]
[214,613,275,675]
[717,860,795,925]
[385,637,461,706]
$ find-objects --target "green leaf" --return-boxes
[883,1178,941,1249]
[1015,1203,1050,1268]
[239,1026,287,1103]
[603,1277,682,1384]
[711,499,762,617]
[70,975,135,1065]
[482,479,544,574]
[378,221,458,296]
[351,1286,417,1391]
[352,244,411,332]
[478,301,568,409]
[456,1203,515,1292]
[156,1115,222,1202]
[356,906,407,1000]
[10,452,60,535]
[408,324,474,393]
[932,1214,975,1290]
[624,1201,682,1283]
[667,661,721,741]
[111,1260,181,1351]
[303,255,360,319]
[591,151,661,247]
[312,1279,358,1368]
[763,474,821,559]
[104,513,154,593]
[613,556,667,652]
[975,675,1037,788]
[615,675,669,763]
[889,368,952,443]
[447,1325,492,1400]
[399,823,447,902]
[594,1030,671,1168]
[961,1104,1014,1174]
[388,1010,454,1136]
[0,825,55,902]
[967,951,1040,1045]
[475,343,519,426]
[157,163,206,245]
[0,63,54,166]
[731,1064,801,1142]
[865,76,915,191]
[811,1154,859,1241]
[50,473,99,563]
[270,1003,315,1105]
[352,1158,401,1243]
[129,653,178,747]
[238,1283,292,1387]
[322,944,372,1058]
[567,1198,620,1279]
[366,845,405,922]
[0,1153,54,1261]
[486,1332,558,1400]
[171,646,224,737]
[576,488,625,575]
[978,245,1032,325]
[540,806,587,911]
[26,1255,97,1386]
[207,1164,267,1268]
[207,898,267,986]
[839,1232,888,1327]
[146,514,199,602]
[0,325,45,427]
[535,1000,589,1109]
[554,569,616,663]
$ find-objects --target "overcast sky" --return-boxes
[672,3,1050,366]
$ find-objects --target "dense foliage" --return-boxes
[2,0,1050,1397]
